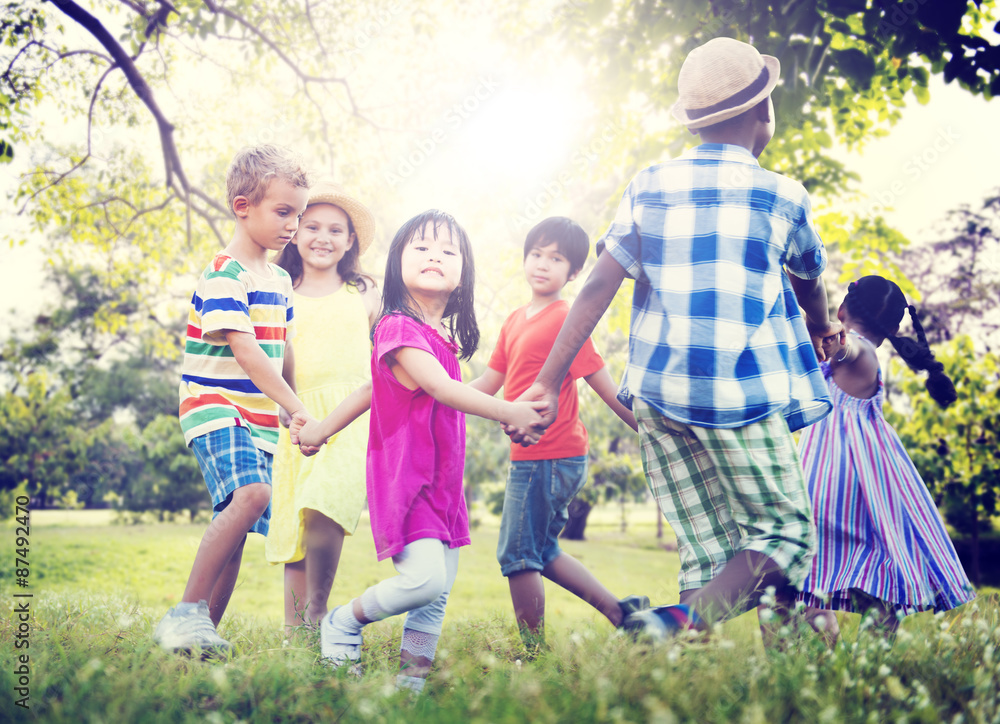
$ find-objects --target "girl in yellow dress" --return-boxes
[268,181,381,631]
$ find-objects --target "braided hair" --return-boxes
[843,276,956,408]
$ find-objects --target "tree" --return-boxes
[0,371,89,507]
[530,0,999,198]
[885,335,1000,586]
[893,188,1000,350]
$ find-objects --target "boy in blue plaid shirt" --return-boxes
[516,37,839,638]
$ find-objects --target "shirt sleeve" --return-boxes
[198,268,254,345]
[487,314,513,374]
[373,314,434,366]
[600,175,642,281]
[784,189,827,280]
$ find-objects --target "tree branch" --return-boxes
[201,0,347,86]
[48,0,191,195]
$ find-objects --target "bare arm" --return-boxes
[584,366,638,432]
[393,347,543,430]
[786,271,840,361]
[519,251,629,432]
[226,330,305,416]
[468,366,505,396]
[292,381,373,450]
[360,280,382,329]
[278,340,297,428]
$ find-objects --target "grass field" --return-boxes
[2,506,999,722]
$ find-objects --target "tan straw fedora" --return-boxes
[671,37,780,130]
[305,179,376,254]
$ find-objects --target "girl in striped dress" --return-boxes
[795,275,974,644]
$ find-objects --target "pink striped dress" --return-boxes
[796,357,974,615]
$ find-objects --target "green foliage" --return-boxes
[121,414,208,519]
[893,188,1000,347]
[529,0,998,201]
[1,562,998,722]
[0,372,89,506]
[886,336,1000,544]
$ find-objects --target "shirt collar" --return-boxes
[681,143,761,167]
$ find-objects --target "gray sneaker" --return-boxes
[154,601,232,655]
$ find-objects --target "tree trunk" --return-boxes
[561,497,593,540]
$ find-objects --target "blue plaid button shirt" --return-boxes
[602,144,831,431]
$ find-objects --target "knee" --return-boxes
[233,483,271,517]
[402,567,448,609]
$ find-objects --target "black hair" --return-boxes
[375,210,479,360]
[523,216,590,276]
[843,275,956,408]
[274,203,372,293]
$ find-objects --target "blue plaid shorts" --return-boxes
[190,426,272,536]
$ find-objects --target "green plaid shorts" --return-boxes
[635,401,815,592]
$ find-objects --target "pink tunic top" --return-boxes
[367,313,471,560]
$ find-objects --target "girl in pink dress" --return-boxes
[795,275,974,644]
[293,210,543,692]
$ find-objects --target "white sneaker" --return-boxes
[320,606,363,668]
[154,601,231,655]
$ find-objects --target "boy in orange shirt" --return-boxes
[472,216,644,647]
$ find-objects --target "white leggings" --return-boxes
[364,538,460,636]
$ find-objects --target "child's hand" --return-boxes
[504,399,548,441]
[278,407,292,428]
[500,422,541,446]
[821,328,848,363]
[805,317,843,362]
[506,382,559,446]
[289,411,324,456]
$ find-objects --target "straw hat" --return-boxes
[671,37,780,130]
[305,180,376,254]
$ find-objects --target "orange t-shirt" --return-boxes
[488,300,604,461]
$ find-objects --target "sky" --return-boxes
[2,15,999,330]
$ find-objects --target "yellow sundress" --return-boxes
[265,285,371,564]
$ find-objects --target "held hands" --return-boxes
[288,410,323,457]
[504,382,559,447]
[820,327,849,363]
[805,317,843,362]
[278,407,292,428]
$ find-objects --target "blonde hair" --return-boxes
[225,144,309,215]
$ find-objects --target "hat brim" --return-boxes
[306,193,376,255]
[671,55,780,130]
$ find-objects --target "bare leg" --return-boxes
[301,510,345,625]
[399,649,433,678]
[181,482,271,622]
[508,570,545,637]
[208,535,246,626]
[686,550,791,628]
[861,595,900,642]
[803,606,840,648]
[542,553,623,626]
[284,559,307,630]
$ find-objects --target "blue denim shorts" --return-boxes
[496,456,588,577]
[190,426,272,536]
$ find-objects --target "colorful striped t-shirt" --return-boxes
[179,254,295,454]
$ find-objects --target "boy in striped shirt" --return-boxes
[154,145,311,655]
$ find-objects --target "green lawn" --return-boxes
[17,503,718,642]
[2,507,998,723]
